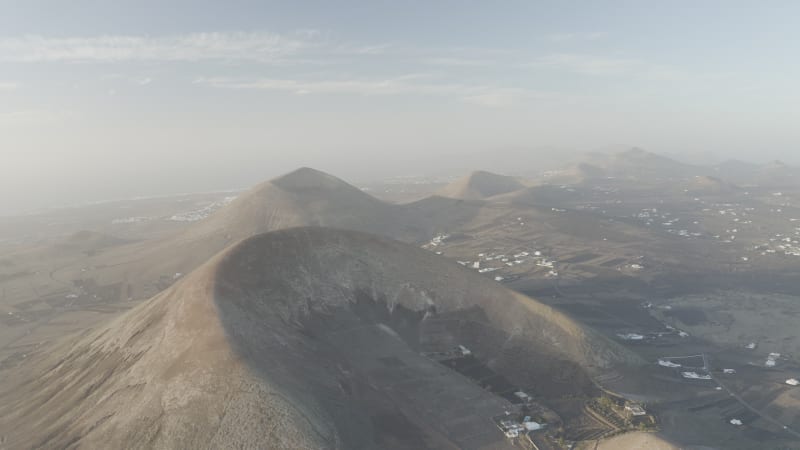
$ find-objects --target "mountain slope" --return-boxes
[545,148,702,185]
[190,167,402,239]
[0,227,639,449]
[437,171,526,200]
[681,175,741,195]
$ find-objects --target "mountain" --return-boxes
[436,170,526,200]
[709,159,800,188]
[190,167,403,239]
[752,160,800,188]
[710,159,761,184]
[681,175,741,196]
[189,167,486,244]
[45,168,490,304]
[587,148,701,180]
[545,148,703,185]
[0,227,638,449]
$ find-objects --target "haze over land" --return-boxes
[3,152,800,448]
[3,1,800,213]
[3,2,800,449]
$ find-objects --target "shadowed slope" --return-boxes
[0,227,639,449]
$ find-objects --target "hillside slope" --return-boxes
[437,171,526,200]
[0,227,639,449]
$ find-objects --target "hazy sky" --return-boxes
[2,1,799,213]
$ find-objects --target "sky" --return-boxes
[1,0,800,213]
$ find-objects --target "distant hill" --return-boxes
[189,167,492,245]
[681,175,741,196]
[191,167,403,239]
[0,227,639,449]
[752,160,800,188]
[545,148,703,185]
[710,159,761,183]
[709,159,800,188]
[585,148,701,180]
[436,170,526,200]
[62,168,487,303]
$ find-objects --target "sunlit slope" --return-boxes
[436,170,526,200]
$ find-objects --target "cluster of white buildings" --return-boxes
[422,233,450,249]
[167,196,237,222]
[633,208,703,239]
[758,231,800,257]
[499,416,542,439]
[111,216,152,225]
[455,248,557,280]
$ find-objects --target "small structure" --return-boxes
[499,420,525,439]
[617,333,645,341]
[682,371,712,380]
[658,359,681,368]
[513,391,531,403]
[766,353,781,367]
[786,378,799,386]
[522,418,542,431]
[625,404,647,417]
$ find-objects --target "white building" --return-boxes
[658,359,681,368]
[523,420,542,431]
[625,404,647,416]
[682,371,712,380]
[617,333,645,341]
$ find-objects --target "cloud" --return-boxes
[422,57,493,67]
[194,75,553,107]
[545,32,609,42]
[0,109,77,126]
[529,53,638,76]
[0,81,18,90]
[527,53,688,80]
[0,32,315,63]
